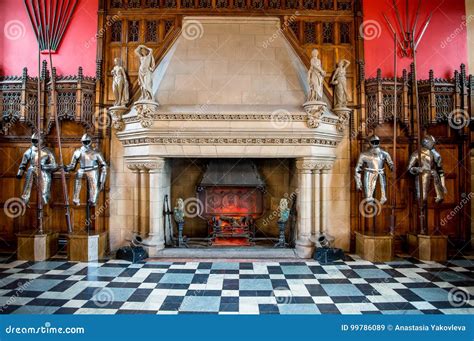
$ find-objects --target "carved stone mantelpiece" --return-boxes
[134,100,159,128]
[303,100,327,128]
[333,107,352,133]
[108,106,128,131]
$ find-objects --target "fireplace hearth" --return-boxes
[197,160,265,246]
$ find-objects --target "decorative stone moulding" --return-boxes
[134,100,160,128]
[333,106,352,133]
[126,158,166,171]
[295,158,334,171]
[303,100,327,128]
[108,106,128,131]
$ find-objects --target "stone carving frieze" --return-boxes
[122,137,338,147]
[122,111,340,126]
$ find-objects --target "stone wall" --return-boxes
[109,139,135,251]
[157,17,306,107]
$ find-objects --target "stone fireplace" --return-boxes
[109,16,350,258]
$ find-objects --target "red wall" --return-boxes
[0,0,98,77]
[363,0,468,78]
[0,0,468,79]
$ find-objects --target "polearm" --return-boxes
[411,31,425,235]
[384,0,433,235]
[46,27,73,234]
[383,15,398,236]
[410,0,430,235]
[391,31,398,236]
[36,34,44,235]
[24,0,74,234]
[24,0,43,234]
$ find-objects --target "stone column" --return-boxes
[295,158,316,258]
[139,167,149,236]
[126,164,141,235]
[142,158,168,256]
[319,164,334,243]
[312,169,321,241]
[126,158,169,256]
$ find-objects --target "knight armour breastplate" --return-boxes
[365,150,386,170]
[419,149,433,171]
[79,148,98,169]
[30,147,50,168]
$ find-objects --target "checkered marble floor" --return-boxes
[0,255,472,315]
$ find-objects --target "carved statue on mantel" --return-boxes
[355,135,393,205]
[330,59,350,109]
[111,58,129,107]
[17,133,58,205]
[407,135,447,203]
[331,59,352,133]
[134,45,155,102]
[303,49,327,129]
[307,49,326,102]
[109,58,130,131]
[133,45,159,128]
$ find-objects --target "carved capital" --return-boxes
[126,158,165,172]
[296,158,334,171]
[315,162,333,171]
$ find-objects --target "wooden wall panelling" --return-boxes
[0,66,99,250]
[352,65,472,253]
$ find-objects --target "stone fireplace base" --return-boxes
[123,156,336,258]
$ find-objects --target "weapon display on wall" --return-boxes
[24,0,80,234]
[382,0,434,235]
[24,0,78,52]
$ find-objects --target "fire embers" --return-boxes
[209,215,255,246]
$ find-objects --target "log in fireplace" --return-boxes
[197,160,265,246]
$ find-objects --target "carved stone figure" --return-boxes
[355,135,394,205]
[173,198,185,224]
[278,198,290,224]
[134,45,155,101]
[16,133,57,205]
[111,58,129,107]
[407,135,447,203]
[330,59,350,108]
[307,49,326,102]
[65,134,108,206]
